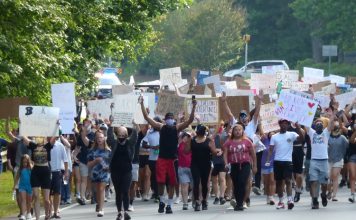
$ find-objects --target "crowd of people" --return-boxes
[1,88,356,220]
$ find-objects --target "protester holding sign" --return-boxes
[139,95,197,214]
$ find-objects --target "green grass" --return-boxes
[0,171,19,218]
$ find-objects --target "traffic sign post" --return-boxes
[322,45,337,75]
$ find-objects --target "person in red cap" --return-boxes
[265,119,304,210]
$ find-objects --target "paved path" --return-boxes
[4,187,356,220]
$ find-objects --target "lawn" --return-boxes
[0,171,18,218]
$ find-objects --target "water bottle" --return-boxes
[12,190,16,200]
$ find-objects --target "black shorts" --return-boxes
[292,147,305,174]
[31,166,51,189]
[273,161,293,181]
[212,164,226,176]
[139,155,149,168]
[50,171,63,195]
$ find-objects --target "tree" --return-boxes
[138,0,246,75]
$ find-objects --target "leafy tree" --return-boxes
[138,0,246,75]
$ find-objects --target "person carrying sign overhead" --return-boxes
[139,95,197,214]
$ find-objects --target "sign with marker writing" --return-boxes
[260,103,279,133]
[112,95,147,127]
[275,90,318,127]
[185,98,219,125]
[159,67,183,87]
[19,106,60,137]
[87,99,113,120]
[276,70,299,88]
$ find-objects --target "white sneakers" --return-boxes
[128,205,134,212]
[19,215,25,220]
[26,213,32,220]
[97,210,104,217]
[174,197,181,204]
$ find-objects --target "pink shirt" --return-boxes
[178,142,192,168]
[223,138,253,164]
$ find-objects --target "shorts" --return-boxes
[79,162,88,177]
[178,167,193,184]
[139,155,149,168]
[329,159,344,169]
[156,158,177,186]
[309,159,329,184]
[50,171,62,195]
[292,147,305,174]
[273,161,293,181]
[19,185,32,195]
[31,166,51,189]
[131,163,139,182]
[348,154,356,163]
[211,164,226,176]
[261,167,274,175]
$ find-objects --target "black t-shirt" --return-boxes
[28,142,53,165]
[110,142,133,173]
[6,142,17,168]
[191,137,211,167]
[159,125,178,159]
[133,131,144,164]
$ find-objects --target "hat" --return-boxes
[278,118,289,124]
[99,123,108,130]
[153,116,162,123]
[239,110,248,117]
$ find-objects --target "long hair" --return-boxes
[230,123,246,140]
[93,130,111,151]
[19,154,33,171]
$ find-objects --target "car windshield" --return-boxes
[99,75,121,85]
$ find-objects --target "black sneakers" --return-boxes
[158,202,165,213]
[202,200,208,210]
[194,201,201,211]
[312,198,319,209]
[321,193,328,207]
[294,192,301,203]
[213,198,219,205]
[165,205,173,214]
[220,197,226,205]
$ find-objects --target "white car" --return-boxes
[96,74,122,98]
[223,60,289,78]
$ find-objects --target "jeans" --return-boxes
[61,171,72,202]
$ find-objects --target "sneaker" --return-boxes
[287,201,294,210]
[128,205,134,212]
[224,196,231,201]
[165,205,173,214]
[349,194,355,203]
[158,202,166,213]
[230,199,237,208]
[219,197,226,205]
[331,197,338,202]
[19,215,26,220]
[26,213,32,220]
[116,212,123,220]
[243,203,248,209]
[154,197,159,203]
[269,199,275,206]
[234,205,244,211]
[142,195,149,202]
[136,190,141,198]
[276,202,285,209]
[202,200,208,210]
[182,203,188,210]
[194,202,201,211]
[96,204,99,212]
[97,211,104,217]
[124,211,131,220]
[294,192,301,203]
[339,179,346,188]
[245,197,250,207]
[65,199,72,205]
[312,199,319,209]
[213,197,219,205]
[252,186,262,195]
[321,193,328,207]
[174,197,181,204]
[77,198,85,205]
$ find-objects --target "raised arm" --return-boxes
[327,114,336,132]
[252,90,264,124]
[177,99,197,132]
[6,118,16,142]
[60,135,71,148]
[80,127,90,147]
[344,98,356,118]
[295,123,305,143]
[221,92,234,122]
[139,96,163,131]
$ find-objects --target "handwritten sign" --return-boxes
[303,67,324,79]
[203,75,222,94]
[186,98,219,125]
[326,74,345,85]
[276,70,299,88]
[290,82,309,92]
[275,90,318,127]
[260,103,279,133]
[250,73,276,94]
[159,67,183,87]
[112,85,134,95]
[335,91,356,109]
[155,91,185,118]
[262,65,285,74]
[87,99,113,120]
[51,83,76,134]
[19,106,60,137]
[321,84,336,95]
[112,95,145,127]
[0,97,30,118]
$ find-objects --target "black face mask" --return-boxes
[118,138,126,144]
[315,123,323,134]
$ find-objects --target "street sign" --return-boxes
[322,45,337,57]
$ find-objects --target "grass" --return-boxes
[0,171,19,218]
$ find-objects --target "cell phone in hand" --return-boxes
[192,95,196,100]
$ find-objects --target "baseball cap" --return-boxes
[99,123,108,130]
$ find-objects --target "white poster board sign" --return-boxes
[290,82,309,92]
[275,90,318,127]
[276,70,299,88]
[159,67,183,87]
[303,67,324,78]
[262,65,285,75]
[51,83,76,134]
[313,95,330,108]
[112,95,147,127]
[185,98,219,125]
[327,74,346,85]
[220,81,237,91]
[87,99,113,120]
[19,106,60,137]
[321,84,336,95]
[335,91,356,109]
[250,73,276,94]
[260,103,279,133]
[202,75,222,93]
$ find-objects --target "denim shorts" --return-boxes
[309,159,329,184]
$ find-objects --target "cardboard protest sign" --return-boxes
[275,90,318,127]
[186,98,219,125]
[19,106,60,137]
[335,91,356,109]
[219,96,250,121]
[250,73,276,94]
[112,95,146,127]
[320,84,336,95]
[159,67,183,87]
[236,77,250,90]
[51,83,76,134]
[276,70,299,88]
[260,103,279,133]
[197,70,211,85]
[155,91,185,118]
[112,85,134,95]
[262,65,285,74]
[0,97,30,118]
[87,98,113,120]
[290,82,309,92]
[347,76,356,84]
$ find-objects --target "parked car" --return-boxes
[96,74,122,98]
[223,60,289,78]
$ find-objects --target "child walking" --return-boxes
[13,154,33,220]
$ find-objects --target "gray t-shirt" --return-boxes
[328,134,349,163]
[15,137,29,167]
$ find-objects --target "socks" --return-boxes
[168,199,173,206]
[287,196,293,202]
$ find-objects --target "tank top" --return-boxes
[191,137,211,167]
[19,168,31,188]
[159,125,178,159]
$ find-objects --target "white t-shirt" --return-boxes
[270,131,299,162]
[50,140,68,171]
[144,129,160,161]
[230,117,258,140]
[308,128,330,160]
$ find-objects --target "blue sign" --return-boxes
[196,70,211,85]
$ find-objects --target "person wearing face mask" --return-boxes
[184,124,222,211]
[106,119,138,220]
[139,95,197,214]
[326,119,349,201]
[306,114,335,209]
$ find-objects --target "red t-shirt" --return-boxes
[223,138,253,164]
[177,142,192,168]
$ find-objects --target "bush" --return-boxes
[295,59,356,77]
